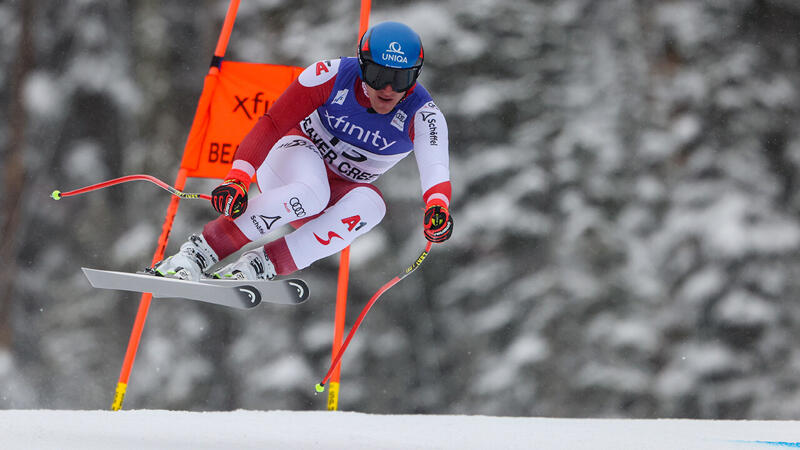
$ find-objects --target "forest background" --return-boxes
[2,0,800,419]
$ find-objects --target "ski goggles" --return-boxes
[360,60,421,92]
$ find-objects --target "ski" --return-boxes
[81,267,309,310]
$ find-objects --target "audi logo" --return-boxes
[289,197,306,217]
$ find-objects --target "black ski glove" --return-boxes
[423,204,453,243]
[211,169,249,219]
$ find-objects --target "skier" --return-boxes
[152,21,453,281]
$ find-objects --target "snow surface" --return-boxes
[1,410,798,450]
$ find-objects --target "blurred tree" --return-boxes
[0,0,34,349]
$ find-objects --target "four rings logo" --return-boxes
[285,197,306,217]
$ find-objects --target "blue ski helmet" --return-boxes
[358,22,424,92]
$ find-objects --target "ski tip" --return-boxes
[286,278,310,303]
[81,267,101,286]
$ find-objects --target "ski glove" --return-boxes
[211,169,250,219]
[423,203,453,243]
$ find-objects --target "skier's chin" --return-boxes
[371,99,397,114]
[372,105,392,114]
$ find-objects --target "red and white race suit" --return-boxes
[202,57,451,274]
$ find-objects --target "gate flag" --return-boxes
[180,61,303,180]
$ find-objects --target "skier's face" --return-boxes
[365,84,404,114]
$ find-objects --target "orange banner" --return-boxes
[180,61,303,179]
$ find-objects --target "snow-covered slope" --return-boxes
[1,410,798,450]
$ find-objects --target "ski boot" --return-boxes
[212,247,276,281]
[151,234,219,281]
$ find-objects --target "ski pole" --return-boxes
[50,174,211,201]
[315,240,433,393]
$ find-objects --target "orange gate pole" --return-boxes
[111,0,242,411]
[326,0,371,411]
[327,246,351,410]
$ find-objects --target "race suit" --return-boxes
[201,57,450,275]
